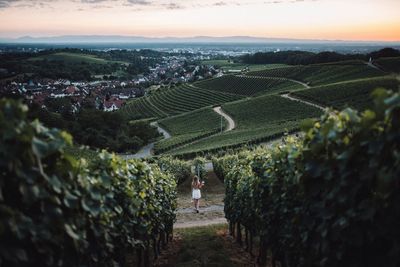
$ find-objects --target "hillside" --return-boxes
[167,95,322,156]
[194,75,303,96]
[291,76,400,110]
[246,61,385,86]
[122,58,398,157]
[28,52,124,64]
[121,84,243,120]
[374,56,400,73]
[154,108,227,154]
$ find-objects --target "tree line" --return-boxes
[241,47,400,65]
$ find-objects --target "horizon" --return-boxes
[2,34,400,44]
[0,0,399,42]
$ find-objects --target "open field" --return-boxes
[247,61,385,86]
[120,84,243,120]
[28,52,125,64]
[291,76,400,110]
[194,75,303,96]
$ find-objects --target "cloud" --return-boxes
[0,0,52,9]
[0,0,21,8]
[163,2,183,9]
[126,0,152,5]
[213,1,227,6]
[0,0,320,10]
[81,0,107,3]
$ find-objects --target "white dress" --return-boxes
[192,188,201,199]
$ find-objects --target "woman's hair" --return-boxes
[192,176,199,187]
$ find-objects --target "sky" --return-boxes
[0,0,399,41]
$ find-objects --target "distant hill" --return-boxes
[2,35,400,44]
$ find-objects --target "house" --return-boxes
[65,85,80,96]
[103,97,125,112]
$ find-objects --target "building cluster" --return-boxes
[0,53,223,113]
[0,79,144,113]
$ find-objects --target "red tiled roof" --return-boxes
[104,97,125,109]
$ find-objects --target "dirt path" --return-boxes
[151,121,171,139]
[175,218,227,229]
[365,60,386,72]
[213,106,236,131]
[281,93,326,111]
[166,107,236,154]
[174,171,226,229]
[120,122,171,159]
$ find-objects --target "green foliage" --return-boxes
[0,49,164,81]
[215,89,400,267]
[241,50,364,65]
[0,99,177,267]
[154,130,218,155]
[192,157,207,180]
[247,62,385,86]
[156,156,191,185]
[195,75,302,96]
[292,76,400,110]
[28,105,160,153]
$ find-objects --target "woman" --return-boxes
[192,176,204,213]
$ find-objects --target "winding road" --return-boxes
[281,93,326,111]
[120,121,171,159]
[213,106,236,131]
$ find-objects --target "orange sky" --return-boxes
[0,0,399,41]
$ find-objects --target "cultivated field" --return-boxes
[246,61,385,86]
[125,59,398,156]
[194,75,303,96]
[154,108,227,153]
[167,95,322,156]
[120,84,243,120]
[292,76,400,110]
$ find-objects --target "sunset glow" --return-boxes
[0,0,399,41]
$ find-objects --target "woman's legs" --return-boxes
[196,199,200,210]
[193,199,200,212]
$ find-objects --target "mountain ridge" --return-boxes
[1,35,399,44]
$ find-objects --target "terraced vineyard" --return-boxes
[168,95,322,156]
[122,58,398,157]
[120,84,243,120]
[154,108,227,154]
[201,59,289,72]
[292,77,400,110]
[246,61,385,86]
[158,107,226,135]
[195,75,303,96]
[169,122,299,156]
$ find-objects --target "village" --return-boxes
[0,53,223,113]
